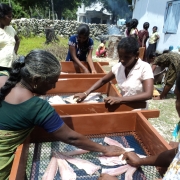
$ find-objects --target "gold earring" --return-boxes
[34,84,37,89]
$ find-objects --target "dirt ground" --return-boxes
[93,56,178,143]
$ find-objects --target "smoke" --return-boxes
[107,0,132,21]
[108,25,121,35]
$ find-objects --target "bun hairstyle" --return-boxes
[0,50,61,102]
[0,3,12,18]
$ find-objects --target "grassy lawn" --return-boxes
[18,35,100,57]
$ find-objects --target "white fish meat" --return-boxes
[104,137,134,152]
[57,152,101,175]
[62,149,89,156]
[48,95,66,104]
[98,155,126,166]
[55,153,76,180]
[42,156,58,180]
[102,164,130,176]
[125,166,137,180]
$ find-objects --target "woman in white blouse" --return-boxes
[74,37,154,105]
[0,3,20,76]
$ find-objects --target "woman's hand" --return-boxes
[98,174,118,180]
[104,96,122,105]
[74,93,87,102]
[91,69,97,74]
[102,145,125,157]
[122,152,142,167]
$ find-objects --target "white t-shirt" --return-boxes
[0,25,17,68]
[111,59,154,96]
[163,144,180,179]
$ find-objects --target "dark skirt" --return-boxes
[146,43,157,58]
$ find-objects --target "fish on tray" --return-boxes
[63,92,103,104]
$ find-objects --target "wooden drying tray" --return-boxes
[10,110,171,180]
[46,78,147,111]
[59,61,108,79]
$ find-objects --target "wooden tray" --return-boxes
[9,110,171,180]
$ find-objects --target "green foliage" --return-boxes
[1,0,29,18]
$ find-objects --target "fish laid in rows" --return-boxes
[56,152,101,176]
[104,137,134,152]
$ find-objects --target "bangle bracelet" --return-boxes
[83,92,87,96]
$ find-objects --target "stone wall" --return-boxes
[11,18,125,39]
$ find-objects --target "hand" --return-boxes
[102,145,125,157]
[98,174,118,180]
[83,67,90,74]
[122,152,142,167]
[91,69,97,74]
[73,93,87,103]
[152,96,161,100]
[104,96,122,105]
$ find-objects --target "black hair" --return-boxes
[0,50,61,102]
[101,38,106,43]
[143,22,150,30]
[163,50,170,54]
[0,3,12,18]
[117,37,139,55]
[149,52,156,59]
[77,24,90,37]
[176,72,180,92]
[153,26,158,30]
[127,18,139,35]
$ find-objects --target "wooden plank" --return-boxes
[52,101,148,115]
[9,138,30,180]
[47,78,108,94]
[135,112,171,156]
[140,110,160,119]
[30,112,138,143]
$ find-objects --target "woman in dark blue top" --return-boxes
[66,24,97,73]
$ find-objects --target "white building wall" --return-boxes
[133,0,180,52]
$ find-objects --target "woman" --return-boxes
[0,50,124,179]
[126,18,139,39]
[146,26,160,63]
[66,24,96,73]
[138,22,150,48]
[96,39,107,58]
[74,37,154,105]
[0,3,20,76]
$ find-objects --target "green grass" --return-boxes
[18,35,100,57]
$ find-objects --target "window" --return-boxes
[163,1,180,34]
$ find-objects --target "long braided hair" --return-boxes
[0,49,61,102]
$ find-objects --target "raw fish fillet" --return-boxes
[42,156,58,180]
[62,149,89,156]
[102,164,130,176]
[57,152,101,175]
[48,95,66,104]
[125,166,137,180]
[55,153,76,180]
[104,137,134,152]
[98,155,126,166]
